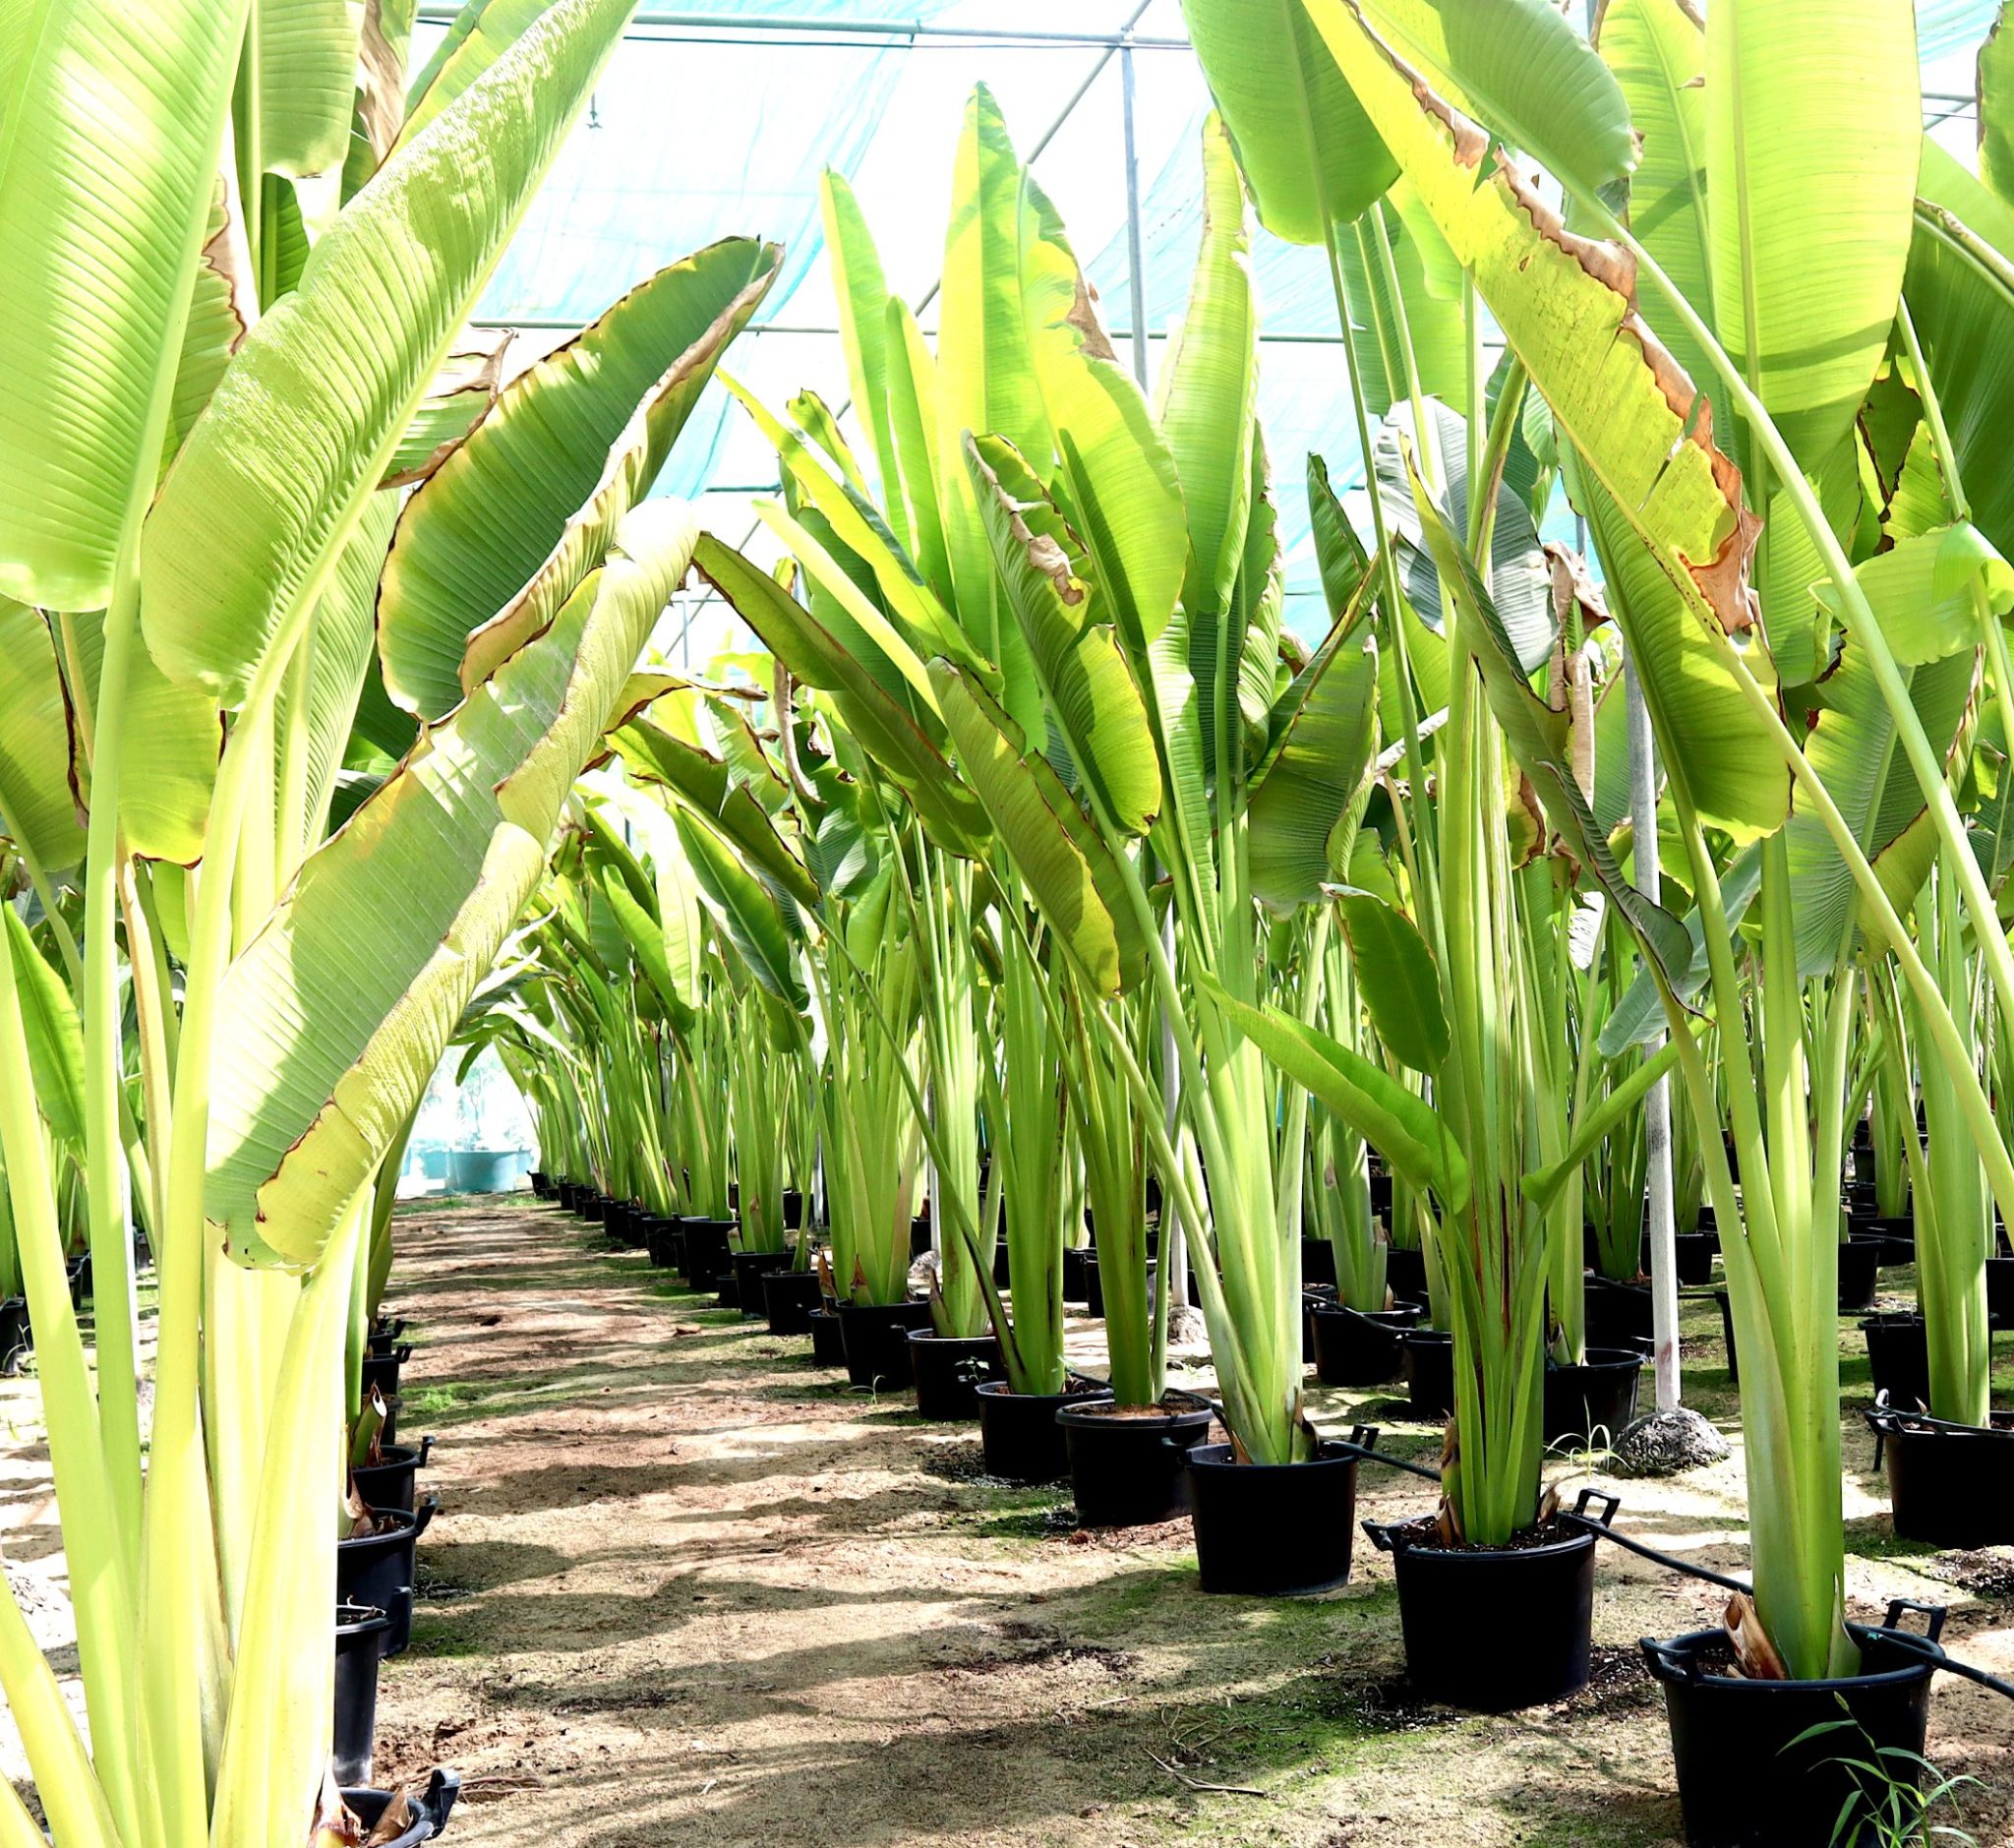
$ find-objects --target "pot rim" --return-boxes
[1185,1439,1359,1476]
[1309,1300,1425,1329]
[1865,1402,2014,1440]
[974,1378,1109,1406]
[1054,1387,1214,1429]
[905,1328,1000,1348]
[1545,1345,1647,1377]
[1640,1623,1941,1693]
[1364,1516,1597,1565]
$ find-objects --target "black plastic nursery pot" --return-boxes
[366,1316,407,1359]
[1583,1275,1653,1348]
[1299,1238,1338,1289]
[761,1267,822,1336]
[1643,1620,1939,1848]
[1837,1235,1881,1314]
[333,1602,393,1787]
[336,1501,435,1657]
[730,1249,792,1316]
[1059,1244,1093,1303]
[907,1331,1003,1420]
[1187,1440,1361,1595]
[679,1217,736,1290]
[1640,1231,1717,1287]
[782,1188,806,1229]
[1057,1390,1214,1527]
[1542,1346,1645,1446]
[1866,1404,2014,1547]
[806,1305,848,1366]
[1366,1517,1597,1711]
[1399,1329,1454,1419]
[974,1380,1096,1483]
[351,1438,435,1518]
[1385,1245,1427,1303]
[360,1343,413,1402]
[1849,1214,1914,1267]
[641,1216,682,1271]
[67,1251,92,1310]
[556,1179,580,1212]
[836,1298,933,1389]
[600,1200,633,1246]
[529,1169,551,1198]
[1987,1251,2014,1321]
[909,1215,932,1260]
[577,1191,608,1224]
[0,1297,30,1374]
[341,1770,461,1847]
[1860,1313,1931,1411]
[1310,1300,1423,1388]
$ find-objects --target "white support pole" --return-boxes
[1628,648,1681,1412]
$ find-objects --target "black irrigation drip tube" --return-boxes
[1300,1434,2014,1705]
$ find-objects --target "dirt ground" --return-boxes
[3,1197,2012,1845]
[368,1200,2014,1847]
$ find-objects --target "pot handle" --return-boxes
[423,1767,461,1834]
[1637,1635,1695,1683]
[394,1342,414,1363]
[1361,1520,1397,1555]
[413,1496,440,1538]
[416,1435,436,1468]
[1881,1598,1947,1644]
[1570,1488,1621,1530]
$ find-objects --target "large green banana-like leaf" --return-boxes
[1906,187,2014,565]
[5,909,86,1150]
[271,496,401,848]
[673,810,806,1009]
[1301,0,1789,846]
[885,300,955,600]
[1814,522,2013,668]
[381,238,780,718]
[0,602,87,873]
[929,663,1148,998]
[1407,455,1699,992]
[1703,0,1920,472]
[1373,397,1551,672]
[0,0,250,609]
[1159,116,1257,626]
[1984,6,2014,207]
[731,382,983,683]
[143,0,638,702]
[611,716,820,909]
[343,0,421,198]
[396,0,549,150]
[1339,198,1467,417]
[381,332,511,490]
[936,86,1052,722]
[1247,620,1379,910]
[1348,0,1635,200]
[201,501,696,1268]
[1783,640,1975,973]
[1593,0,1725,447]
[1333,888,1446,1073]
[965,437,1162,836]
[168,180,259,463]
[1199,972,1468,1212]
[692,536,989,856]
[819,170,909,544]
[1185,0,1395,239]
[1564,455,1786,842]
[1021,192,1187,655]
[600,872,689,1029]
[259,0,369,179]
[61,610,223,865]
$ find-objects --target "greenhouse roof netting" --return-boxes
[442,0,2010,655]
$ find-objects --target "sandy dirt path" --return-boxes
[366,1198,2014,1848]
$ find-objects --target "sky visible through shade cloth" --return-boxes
[437,0,2008,657]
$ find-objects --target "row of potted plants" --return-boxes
[496,7,2014,1838]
